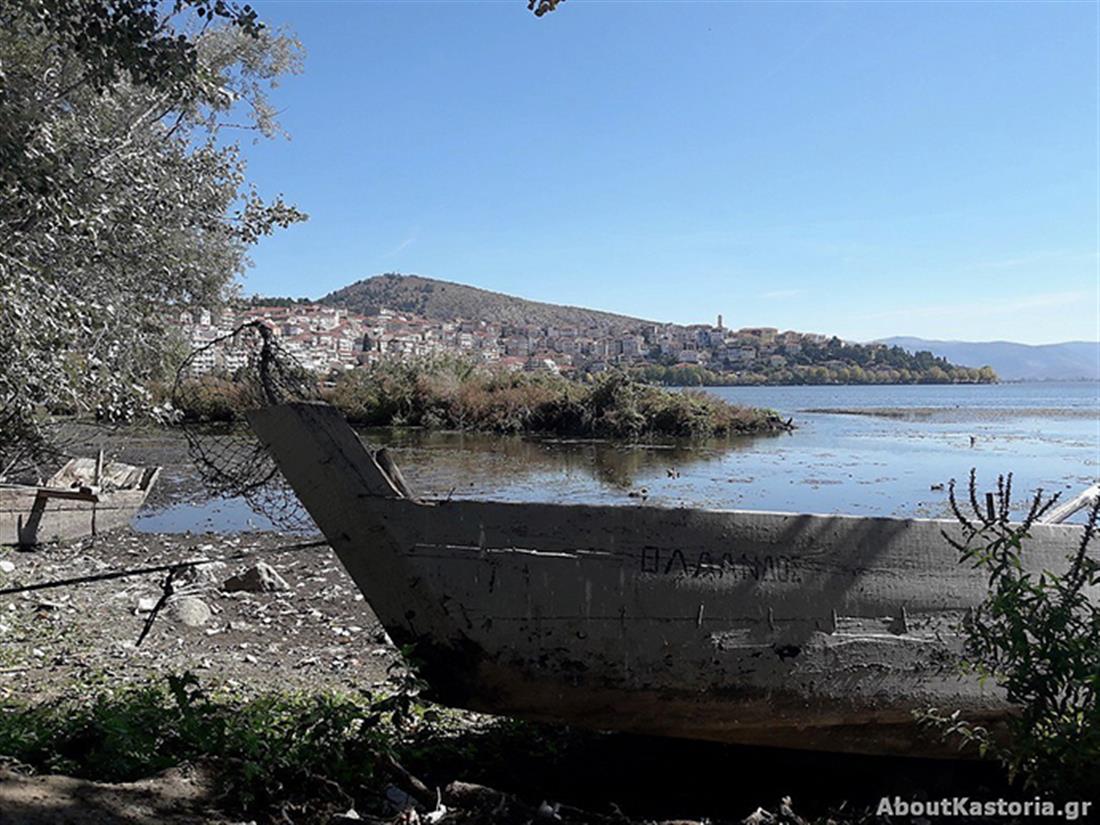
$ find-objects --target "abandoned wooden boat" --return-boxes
[247,401,1094,757]
[0,456,161,546]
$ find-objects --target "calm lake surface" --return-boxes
[135,381,1099,533]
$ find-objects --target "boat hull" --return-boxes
[0,462,159,546]
[248,402,1089,757]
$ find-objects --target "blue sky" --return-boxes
[239,0,1098,344]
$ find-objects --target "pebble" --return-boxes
[0,560,14,573]
[536,801,562,821]
[169,596,212,628]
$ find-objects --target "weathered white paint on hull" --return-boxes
[247,402,1091,757]
[0,463,159,546]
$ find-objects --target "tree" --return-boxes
[0,1,306,474]
[528,0,566,15]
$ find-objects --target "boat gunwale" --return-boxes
[400,493,1088,533]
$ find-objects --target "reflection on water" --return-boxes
[137,495,279,534]
[134,382,1099,533]
[363,427,781,493]
[134,426,783,534]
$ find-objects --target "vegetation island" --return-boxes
[181,360,794,440]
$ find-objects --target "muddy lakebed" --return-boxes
[0,382,1096,822]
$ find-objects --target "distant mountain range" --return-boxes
[321,273,650,329]
[879,337,1099,382]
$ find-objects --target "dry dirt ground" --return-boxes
[0,529,400,702]
[3,414,415,699]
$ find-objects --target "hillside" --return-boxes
[880,337,1099,382]
[301,274,995,384]
[321,273,650,329]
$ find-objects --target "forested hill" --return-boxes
[320,273,650,329]
[634,338,996,386]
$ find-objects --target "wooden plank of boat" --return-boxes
[1041,482,1100,524]
[247,401,1091,757]
[0,461,161,547]
[32,487,100,503]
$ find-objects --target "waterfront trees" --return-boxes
[0,1,305,472]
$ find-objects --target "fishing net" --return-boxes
[172,321,322,531]
[0,424,96,486]
[1,407,145,488]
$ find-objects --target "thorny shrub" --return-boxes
[922,471,1100,795]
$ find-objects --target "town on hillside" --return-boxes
[175,303,995,384]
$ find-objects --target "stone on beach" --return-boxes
[169,596,212,628]
[177,560,228,587]
[222,562,290,593]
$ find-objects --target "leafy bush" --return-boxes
[173,376,255,422]
[0,3,304,474]
[922,472,1100,795]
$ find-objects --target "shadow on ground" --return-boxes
[0,767,221,825]
[406,725,1013,823]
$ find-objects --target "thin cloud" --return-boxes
[382,235,416,257]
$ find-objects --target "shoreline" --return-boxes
[800,406,1099,421]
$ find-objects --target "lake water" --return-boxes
[134,381,1099,532]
